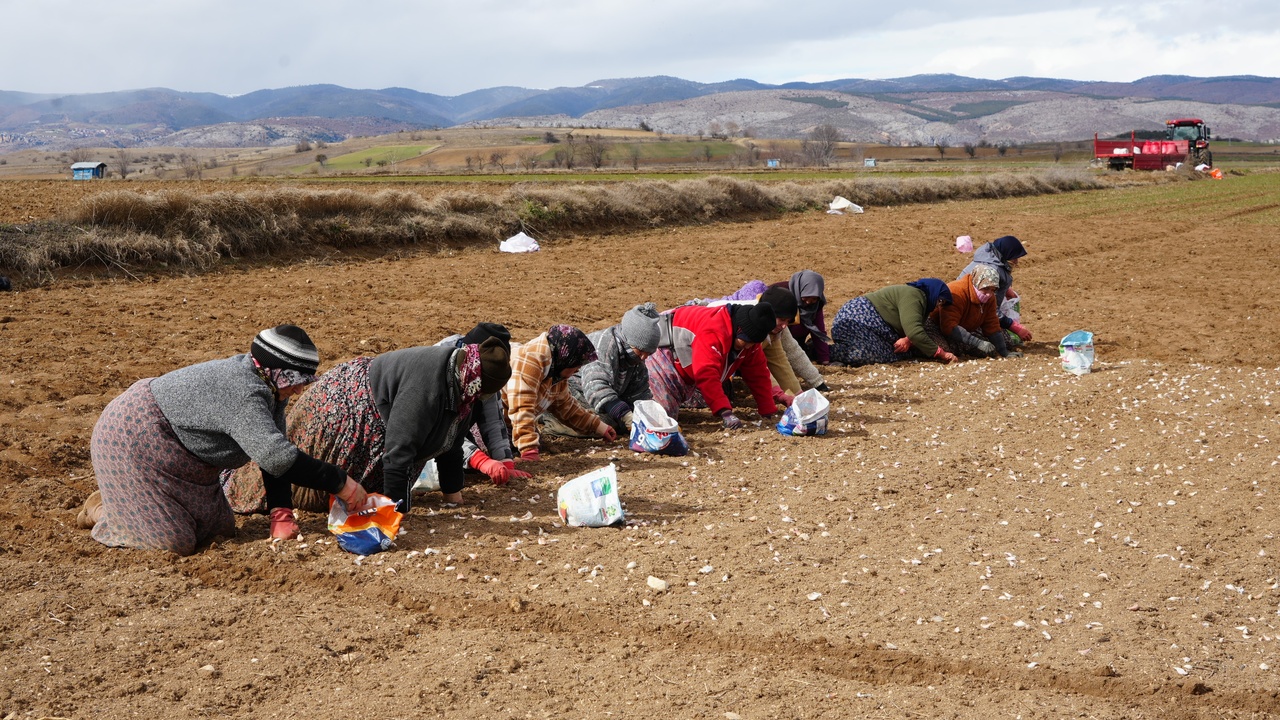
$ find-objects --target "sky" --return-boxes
[5,0,1280,97]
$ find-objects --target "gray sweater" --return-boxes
[149,354,298,475]
[568,325,652,422]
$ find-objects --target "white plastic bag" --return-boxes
[828,196,864,214]
[499,231,540,253]
[411,459,439,493]
[628,400,689,456]
[1058,330,1095,376]
[776,388,830,436]
[556,463,624,527]
[999,290,1021,323]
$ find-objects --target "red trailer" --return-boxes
[1094,118,1212,170]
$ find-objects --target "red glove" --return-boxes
[893,336,912,354]
[469,449,511,485]
[1009,321,1033,342]
[269,507,299,540]
[519,447,541,462]
[772,388,795,407]
[933,346,958,364]
[503,459,532,480]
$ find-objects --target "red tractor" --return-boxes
[1094,118,1212,170]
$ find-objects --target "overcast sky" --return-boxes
[6,0,1279,97]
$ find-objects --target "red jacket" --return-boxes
[667,305,778,417]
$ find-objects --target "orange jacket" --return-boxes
[931,274,1001,337]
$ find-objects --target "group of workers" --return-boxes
[77,235,1032,556]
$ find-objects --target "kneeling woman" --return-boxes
[277,337,511,512]
[830,279,958,366]
[82,326,367,555]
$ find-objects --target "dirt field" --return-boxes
[2,175,1279,719]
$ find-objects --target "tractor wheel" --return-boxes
[1203,150,1213,167]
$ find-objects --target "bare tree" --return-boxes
[517,150,539,170]
[69,147,93,163]
[802,124,842,167]
[724,121,740,138]
[315,153,328,167]
[707,121,725,140]
[935,141,949,159]
[489,151,508,172]
[996,143,1010,157]
[963,143,977,159]
[1053,142,1064,163]
[583,135,610,168]
[626,144,642,170]
[113,147,131,179]
[179,153,202,179]
[562,132,578,169]
[295,139,312,153]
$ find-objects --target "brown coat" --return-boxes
[932,274,1001,337]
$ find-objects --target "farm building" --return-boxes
[71,161,107,180]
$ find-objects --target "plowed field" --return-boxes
[2,175,1279,719]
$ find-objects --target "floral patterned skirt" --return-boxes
[830,297,910,366]
[90,379,235,555]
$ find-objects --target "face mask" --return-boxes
[975,288,994,304]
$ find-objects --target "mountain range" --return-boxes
[3,74,1280,152]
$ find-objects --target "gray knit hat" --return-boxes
[251,325,320,374]
[619,302,662,354]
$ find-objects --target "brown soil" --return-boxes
[2,179,1278,719]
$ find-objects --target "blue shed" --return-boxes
[71,161,107,180]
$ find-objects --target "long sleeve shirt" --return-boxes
[864,285,940,357]
[504,333,603,453]
[149,354,298,475]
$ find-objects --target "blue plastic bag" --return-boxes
[628,400,689,456]
[776,389,829,436]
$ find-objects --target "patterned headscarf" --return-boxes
[251,357,317,395]
[907,278,953,310]
[452,343,484,423]
[788,270,830,343]
[970,265,1001,291]
[546,324,597,380]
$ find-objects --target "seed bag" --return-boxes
[1058,330,1095,376]
[328,493,403,555]
[628,400,689,456]
[776,388,830,436]
[556,463,624,528]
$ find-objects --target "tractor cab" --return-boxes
[1166,118,1212,165]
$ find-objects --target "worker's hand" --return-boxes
[1009,321,1033,342]
[519,447,541,463]
[619,411,634,430]
[336,477,368,510]
[975,339,997,357]
[933,347,958,364]
[598,423,618,442]
[502,459,532,480]
[470,450,511,485]
[269,507,299,540]
[893,336,912,354]
[719,410,743,430]
[815,382,831,393]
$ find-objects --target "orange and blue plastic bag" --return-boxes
[328,493,402,555]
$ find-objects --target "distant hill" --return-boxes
[2,73,1280,152]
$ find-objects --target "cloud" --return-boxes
[3,0,1279,96]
